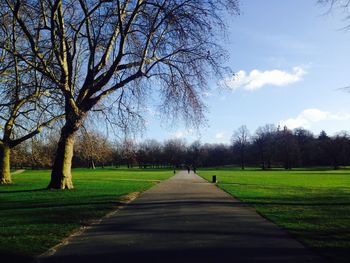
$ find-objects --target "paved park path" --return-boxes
[39,171,325,263]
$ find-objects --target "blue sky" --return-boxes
[141,0,350,144]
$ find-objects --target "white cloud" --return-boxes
[174,130,185,138]
[215,132,226,139]
[220,66,306,91]
[170,129,194,139]
[279,108,350,130]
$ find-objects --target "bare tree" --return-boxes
[0,8,63,184]
[163,139,186,168]
[187,140,202,168]
[2,0,239,189]
[30,136,57,169]
[275,126,299,169]
[294,128,315,167]
[318,0,350,13]
[75,129,113,168]
[120,138,137,168]
[254,124,277,170]
[136,139,162,168]
[232,125,250,169]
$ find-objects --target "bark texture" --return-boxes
[0,143,11,184]
[48,118,80,189]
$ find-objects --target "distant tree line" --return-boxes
[231,125,350,170]
[10,125,350,170]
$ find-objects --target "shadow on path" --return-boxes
[38,171,326,263]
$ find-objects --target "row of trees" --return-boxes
[0,0,240,188]
[10,125,350,171]
[232,125,350,170]
[10,131,194,169]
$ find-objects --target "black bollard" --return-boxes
[212,175,217,183]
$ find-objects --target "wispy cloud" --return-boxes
[260,34,316,53]
[279,108,350,130]
[230,26,316,54]
[170,129,195,139]
[144,107,160,117]
[220,66,306,91]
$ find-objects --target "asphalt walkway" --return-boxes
[39,171,325,263]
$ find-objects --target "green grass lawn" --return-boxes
[0,167,173,262]
[198,167,350,263]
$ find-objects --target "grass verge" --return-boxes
[198,167,350,263]
[0,168,173,262]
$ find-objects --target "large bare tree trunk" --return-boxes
[0,143,11,184]
[48,120,80,189]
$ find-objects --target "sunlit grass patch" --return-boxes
[199,168,350,263]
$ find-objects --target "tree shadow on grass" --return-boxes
[0,188,47,194]
[1,252,34,263]
[0,199,121,211]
